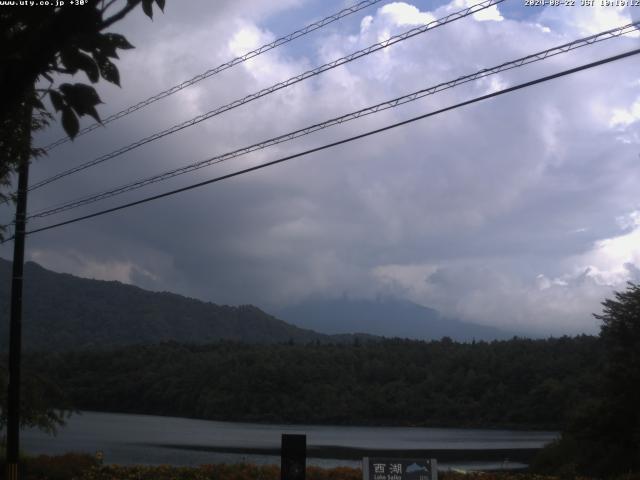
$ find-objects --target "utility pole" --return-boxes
[5,100,32,480]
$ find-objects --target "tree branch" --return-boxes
[101,1,140,29]
[100,0,120,15]
[50,67,73,74]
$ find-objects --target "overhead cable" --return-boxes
[9,47,638,241]
[28,0,503,192]
[26,21,640,220]
[40,0,387,152]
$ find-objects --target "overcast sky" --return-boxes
[2,0,640,336]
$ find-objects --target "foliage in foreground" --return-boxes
[0,362,73,435]
[0,457,359,480]
[533,283,640,477]
[3,454,640,480]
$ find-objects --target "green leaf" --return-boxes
[75,33,99,52]
[49,90,65,112]
[59,83,103,122]
[97,57,120,86]
[83,105,101,123]
[142,0,153,18]
[60,49,100,83]
[76,52,100,83]
[99,45,119,60]
[96,33,119,59]
[155,0,165,11]
[102,33,134,51]
[59,83,102,106]
[61,107,79,139]
[59,49,79,75]
[74,53,99,83]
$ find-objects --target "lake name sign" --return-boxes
[362,458,437,480]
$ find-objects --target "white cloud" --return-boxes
[6,0,639,336]
[28,249,158,284]
[228,23,268,57]
[360,15,373,33]
[484,75,508,94]
[616,209,640,230]
[379,2,437,26]
[371,260,609,335]
[563,211,640,286]
[610,97,640,128]
[539,3,637,36]
[369,210,640,334]
[450,0,504,21]
[535,23,551,34]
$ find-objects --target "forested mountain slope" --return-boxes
[0,258,334,350]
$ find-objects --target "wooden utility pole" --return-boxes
[5,101,32,480]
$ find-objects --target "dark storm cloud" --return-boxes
[2,0,640,334]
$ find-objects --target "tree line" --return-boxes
[19,335,601,430]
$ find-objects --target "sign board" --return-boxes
[363,458,437,480]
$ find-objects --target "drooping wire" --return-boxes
[40,0,387,152]
[26,22,640,220]
[27,0,503,193]
[11,47,638,241]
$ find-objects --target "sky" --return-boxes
[1,0,640,336]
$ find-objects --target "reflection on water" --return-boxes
[21,411,556,470]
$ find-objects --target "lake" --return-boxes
[21,411,557,471]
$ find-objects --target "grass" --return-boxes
[2,454,640,480]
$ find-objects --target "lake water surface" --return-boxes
[21,412,557,471]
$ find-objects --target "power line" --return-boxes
[11,47,638,241]
[27,0,503,193]
[40,0,386,152]
[25,21,640,220]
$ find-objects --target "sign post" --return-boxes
[281,434,306,480]
[363,458,437,480]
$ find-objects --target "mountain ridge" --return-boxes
[0,258,363,351]
[1,258,515,351]
[274,296,517,341]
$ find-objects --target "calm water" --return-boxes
[21,411,557,470]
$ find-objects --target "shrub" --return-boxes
[25,453,99,480]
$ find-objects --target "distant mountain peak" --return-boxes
[274,295,516,341]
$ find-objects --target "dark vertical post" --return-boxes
[281,434,306,480]
[6,148,30,480]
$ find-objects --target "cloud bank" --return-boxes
[2,0,639,336]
